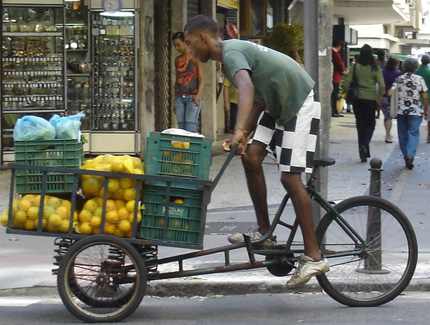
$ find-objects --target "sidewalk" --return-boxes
[0,113,429,297]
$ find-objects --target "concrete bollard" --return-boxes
[364,157,386,272]
[369,158,383,197]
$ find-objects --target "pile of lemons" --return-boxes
[75,198,142,238]
[77,154,145,237]
[1,154,145,238]
[0,194,77,233]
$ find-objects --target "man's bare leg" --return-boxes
[281,172,321,261]
[241,144,271,235]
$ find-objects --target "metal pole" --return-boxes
[304,0,321,226]
[304,0,319,99]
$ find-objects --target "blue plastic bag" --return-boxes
[49,113,85,140]
[13,116,56,141]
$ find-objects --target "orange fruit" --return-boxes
[113,227,124,238]
[111,159,124,172]
[105,200,116,212]
[119,177,135,189]
[107,179,120,193]
[103,222,116,234]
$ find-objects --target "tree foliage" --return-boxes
[264,23,304,61]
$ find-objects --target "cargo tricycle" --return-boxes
[4,134,417,323]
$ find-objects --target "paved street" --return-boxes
[0,113,429,297]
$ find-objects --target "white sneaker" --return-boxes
[227,227,276,249]
[286,254,330,289]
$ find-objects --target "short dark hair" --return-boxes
[184,15,219,37]
[332,39,342,48]
[172,31,184,42]
[376,49,386,60]
[384,57,399,71]
[421,54,430,65]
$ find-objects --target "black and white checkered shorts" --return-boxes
[249,93,321,173]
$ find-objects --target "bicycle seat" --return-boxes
[312,157,336,167]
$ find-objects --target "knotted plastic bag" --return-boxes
[49,113,85,140]
[13,116,56,141]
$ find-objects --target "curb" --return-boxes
[1,278,430,298]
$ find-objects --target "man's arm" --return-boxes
[230,69,265,155]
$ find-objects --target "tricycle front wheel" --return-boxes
[57,235,147,323]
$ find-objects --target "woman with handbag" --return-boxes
[381,57,402,143]
[388,58,429,170]
[342,44,385,162]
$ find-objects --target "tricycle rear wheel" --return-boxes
[57,235,146,323]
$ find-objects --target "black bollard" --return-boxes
[363,158,387,273]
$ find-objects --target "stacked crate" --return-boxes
[14,139,84,194]
[140,132,212,248]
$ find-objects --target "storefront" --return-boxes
[1,0,140,162]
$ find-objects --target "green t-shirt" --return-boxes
[221,40,315,125]
[415,65,430,96]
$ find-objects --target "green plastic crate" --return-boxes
[139,185,207,248]
[144,132,212,189]
[14,139,84,194]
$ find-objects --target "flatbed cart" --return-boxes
[4,147,418,323]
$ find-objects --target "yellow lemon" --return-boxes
[131,157,142,168]
[0,213,8,227]
[173,198,184,204]
[94,207,103,217]
[182,142,190,149]
[171,141,183,149]
[27,206,39,220]
[81,177,103,198]
[107,179,120,193]
[24,219,36,230]
[43,205,55,219]
[118,219,131,233]
[111,159,124,173]
[18,199,32,212]
[115,199,126,209]
[22,194,36,202]
[49,214,63,227]
[102,154,115,164]
[113,227,124,238]
[61,200,72,211]
[103,222,116,234]
[56,206,69,219]
[14,210,27,223]
[106,210,119,223]
[105,199,116,212]
[90,215,101,228]
[119,177,135,189]
[32,195,47,207]
[118,207,129,220]
[123,188,136,201]
[47,196,61,209]
[126,200,136,213]
[79,222,93,235]
[128,211,142,224]
[79,209,92,223]
[132,168,144,175]
[59,220,70,233]
[83,199,98,212]
[92,155,104,165]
